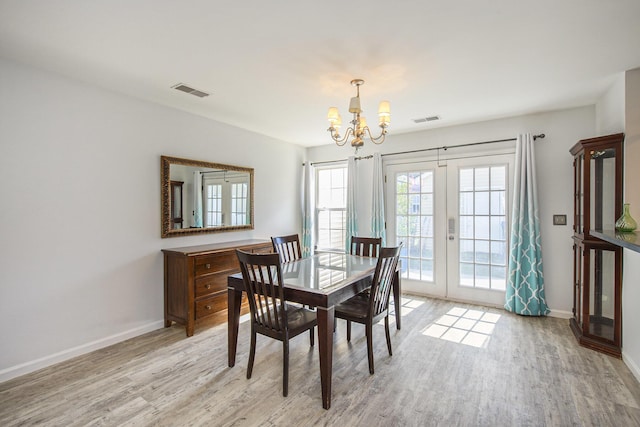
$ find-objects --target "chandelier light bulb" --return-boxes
[327,107,339,124]
[358,116,368,131]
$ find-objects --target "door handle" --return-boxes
[448,217,455,240]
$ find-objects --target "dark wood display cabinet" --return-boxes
[163,239,273,336]
[570,133,624,357]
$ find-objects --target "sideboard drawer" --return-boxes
[252,245,273,254]
[195,252,238,277]
[195,273,228,298]
[195,293,228,320]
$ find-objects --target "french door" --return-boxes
[385,153,514,306]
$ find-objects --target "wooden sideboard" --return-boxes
[163,239,272,336]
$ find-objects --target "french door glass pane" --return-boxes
[460,192,473,215]
[460,239,474,262]
[475,240,489,263]
[491,241,507,265]
[460,217,474,239]
[475,192,489,215]
[491,191,506,215]
[474,216,490,239]
[421,216,434,237]
[458,165,508,290]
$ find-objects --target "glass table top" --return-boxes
[281,253,377,293]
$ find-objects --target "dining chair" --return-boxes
[236,250,317,397]
[334,245,402,374]
[349,236,382,299]
[350,236,382,258]
[271,234,303,263]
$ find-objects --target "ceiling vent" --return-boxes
[413,115,440,124]
[171,83,210,98]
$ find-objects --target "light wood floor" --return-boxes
[2,296,640,427]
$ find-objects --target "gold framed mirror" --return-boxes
[161,155,254,238]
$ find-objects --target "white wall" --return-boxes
[621,68,640,379]
[596,73,626,135]
[307,107,596,316]
[0,58,304,381]
[594,68,640,380]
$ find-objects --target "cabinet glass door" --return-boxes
[587,246,616,342]
[590,147,617,231]
[573,242,583,328]
[574,153,584,235]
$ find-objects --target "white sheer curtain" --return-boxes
[504,133,549,315]
[301,162,315,258]
[345,156,358,253]
[192,171,203,228]
[371,152,386,245]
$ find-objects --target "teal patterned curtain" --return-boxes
[371,152,386,245]
[345,156,358,253]
[301,162,314,258]
[505,134,549,315]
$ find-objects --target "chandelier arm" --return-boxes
[363,126,388,145]
[330,127,355,146]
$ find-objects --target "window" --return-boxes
[202,175,250,227]
[458,166,508,291]
[395,170,435,281]
[205,183,222,227]
[231,182,248,225]
[315,166,348,252]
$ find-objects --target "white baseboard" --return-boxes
[402,291,572,319]
[622,350,640,384]
[0,320,164,384]
[547,309,572,319]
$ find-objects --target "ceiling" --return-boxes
[1,1,640,147]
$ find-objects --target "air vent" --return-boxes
[171,83,210,98]
[413,115,440,123]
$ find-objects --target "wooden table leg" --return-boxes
[394,270,401,330]
[227,287,242,367]
[316,306,334,410]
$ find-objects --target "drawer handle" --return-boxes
[205,284,211,289]
[205,263,211,269]
[205,305,212,310]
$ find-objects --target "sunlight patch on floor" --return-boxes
[380,297,424,326]
[397,297,425,317]
[422,307,501,348]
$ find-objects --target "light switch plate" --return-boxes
[553,214,567,226]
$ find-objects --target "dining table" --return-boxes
[227,252,401,409]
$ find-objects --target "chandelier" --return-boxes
[327,79,390,151]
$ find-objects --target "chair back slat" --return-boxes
[350,236,382,258]
[369,246,402,318]
[237,250,287,333]
[271,234,303,263]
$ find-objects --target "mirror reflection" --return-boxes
[161,156,254,238]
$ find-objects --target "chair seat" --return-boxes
[285,306,317,335]
[335,293,370,322]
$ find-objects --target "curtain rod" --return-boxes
[303,133,545,166]
[382,133,545,158]
[303,155,372,166]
